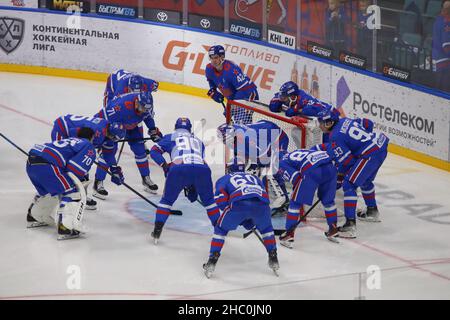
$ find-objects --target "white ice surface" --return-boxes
[0,72,449,300]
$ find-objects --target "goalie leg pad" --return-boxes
[27,194,59,228]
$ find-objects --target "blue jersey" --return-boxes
[103,69,158,107]
[270,89,337,118]
[205,60,258,101]
[233,120,289,165]
[53,114,109,148]
[150,129,206,166]
[29,138,96,179]
[279,149,333,186]
[96,93,155,131]
[432,14,450,71]
[324,118,389,174]
[214,172,269,211]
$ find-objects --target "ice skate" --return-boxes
[203,252,220,278]
[86,197,97,210]
[142,176,158,194]
[26,203,48,228]
[57,222,81,240]
[357,206,381,222]
[279,230,295,249]
[324,223,340,243]
[268,249,280,276]
[151,221,164,245]
[93,179,108,200]
[338,219,356,238]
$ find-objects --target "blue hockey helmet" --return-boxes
[175,117,192,132]
[226,158,246,174]
[279,81,299,99]
[128,75,143,92]
[208,45,225,58]
[136,91,153,113]
[317,108,340,123]
[108,122,126,141]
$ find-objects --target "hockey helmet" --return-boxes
[136,91,154,113]
[226,158,246,174]
[208,45,225,58]
[108,122,126,141]
[174,117,192,132]
[317,109,339,123]
[279,81,299,99]
[128,75,143,92]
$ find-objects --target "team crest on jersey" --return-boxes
[114,105,121,112]
[87,149,95,156]
[0,17,25,54]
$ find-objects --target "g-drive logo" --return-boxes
[0,17,25,54]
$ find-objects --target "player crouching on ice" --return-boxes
[203,159,279,278]
[25,128,97,240]
[50,114,126,210]
[149,118,221,244]
[278,149,339,247]
[316,110,389,238]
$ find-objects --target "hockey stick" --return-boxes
[273,199,321,236]
[94,160,183,216]
[116,137,154,143]
[0,132,182,216]
[116,141,125,164]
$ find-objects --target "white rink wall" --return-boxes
[0,7,449,163]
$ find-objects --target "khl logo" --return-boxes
[157,11,168,22]
[0,17,25,54]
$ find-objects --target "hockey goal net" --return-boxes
[225,100,337,220]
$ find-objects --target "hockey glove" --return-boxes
[184,186,198,203]
[207,88,224,104]
[148,127,163,142]
[285,107,299,117]
[269,97,283,112]
[110,166,124,185]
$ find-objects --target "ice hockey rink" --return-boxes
[0,72,449,300]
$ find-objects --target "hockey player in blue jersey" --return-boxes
[149,117,221,244]
[269,81,339,119]
[217,119,290,211]
[203,160,279,278]
[206,45,259,123]
[26,128,99,240]
[50,114,126,209]
[316,110,389,238]
[93,91,162,198]
[103,69,159,107]
[277,149,339,247]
